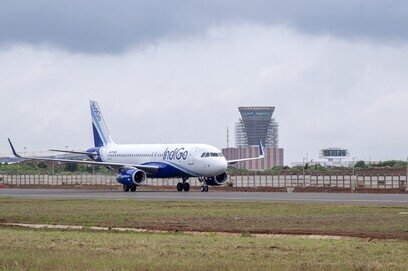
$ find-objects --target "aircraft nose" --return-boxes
[220,158,228,172]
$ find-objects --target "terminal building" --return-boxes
[319,147,350,167]
[223,106,284,170]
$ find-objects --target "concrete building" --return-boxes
[223,106,284,170]
[223,146,284,170]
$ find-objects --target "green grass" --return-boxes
[0,227,408,271]
[0,198,407,239]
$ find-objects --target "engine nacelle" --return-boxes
[116,168,147,186]
[205,172,228,186]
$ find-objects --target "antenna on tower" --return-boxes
[226,126,229,148]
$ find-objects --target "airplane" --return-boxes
[8,100,264,192]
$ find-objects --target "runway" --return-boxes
[0,189,407,205]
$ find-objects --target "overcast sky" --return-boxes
[0,1,407,163]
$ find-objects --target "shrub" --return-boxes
[65,162,78,172]
[354,160,367,168]
[37,162,47,169]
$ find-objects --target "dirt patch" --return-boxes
[0,222,374,241]
[212,186,287,192]
[132,224,408,241]
[293,187,351,193]
[354,187,407,194]
[2,184,121,190]
[293,186,408,194]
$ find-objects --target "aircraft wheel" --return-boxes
[176,182,183,192]
[200,185,206,192]
[123,185,130,192]
[130,184,137,192]
[183,182,190,192]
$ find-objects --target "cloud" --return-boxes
[0,0,407,53]
[0,24,407,163]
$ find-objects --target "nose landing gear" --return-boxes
[177,177,190,192]
[198,177,209,192]
[200,185,208,192]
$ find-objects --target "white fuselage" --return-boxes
[98,143,228,178]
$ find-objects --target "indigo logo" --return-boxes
[163,148,188,160]
[92,103,102,121]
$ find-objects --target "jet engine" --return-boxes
[116,168,147,186]
[205,172,228,186]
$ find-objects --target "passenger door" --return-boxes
[188,148,196,166]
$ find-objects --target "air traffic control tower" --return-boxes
[235,106,279,148]
[223,106,284,170]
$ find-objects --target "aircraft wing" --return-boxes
[226,141,264,164]
[49,149,93,156]
[8,139,159,174]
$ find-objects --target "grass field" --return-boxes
[0,198,408,270]
[0,198,407,239]
[1,227,408,271]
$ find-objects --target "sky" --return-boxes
[0,1,407,164]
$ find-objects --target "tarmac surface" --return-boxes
[0,188,407,205]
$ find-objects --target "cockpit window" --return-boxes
[201,152,223,158]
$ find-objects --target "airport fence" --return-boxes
[0,173,407,190]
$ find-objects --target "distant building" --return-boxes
[223,106,284,170]
[223,146,284,170]
[319,147,350,167]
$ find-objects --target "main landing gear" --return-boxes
[123,184,137,192]
[177,177,190,192]
[198,177,209,193]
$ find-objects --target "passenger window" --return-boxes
[201,153,206,157]
[211,153,217,157]
[205,153,210,157]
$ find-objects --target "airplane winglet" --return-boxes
[7,138,22,158]
[259,140,264,158]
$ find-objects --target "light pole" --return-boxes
[352,157,357,176]
[302,157,307,187]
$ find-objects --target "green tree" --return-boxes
[354,160,367,168]
[65,162,78,172]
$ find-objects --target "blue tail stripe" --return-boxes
[91,110,107,145]
[92,123,104,147]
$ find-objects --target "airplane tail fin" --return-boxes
[90,100,114,147]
